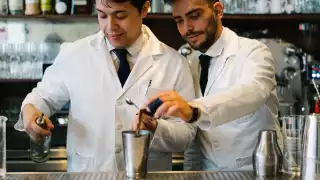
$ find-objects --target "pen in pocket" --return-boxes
[144,80,152,96]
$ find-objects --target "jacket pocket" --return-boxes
[202,156,219,171]
[71,148,95,172]
[236,156,253,169]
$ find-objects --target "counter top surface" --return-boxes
[4,171,299,180]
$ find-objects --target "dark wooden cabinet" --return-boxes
[0,13,319,53]
[1,13,320,117]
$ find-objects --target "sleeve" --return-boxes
[192,42,277,131]
[14,43,72,131]
[183,129,202,171]
[149,55,197,152]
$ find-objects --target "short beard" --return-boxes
[186,14,218,52]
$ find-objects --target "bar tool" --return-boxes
[253,129,282,177]
[122,130,151,179]
[125,98,139,110]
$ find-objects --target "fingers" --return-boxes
[25,115,53,137]
[44,116,54,130]
[132,111,158,132]
[145,91,175,106]
[166,105,181,117]
[22,105,54,140]
[141,116,157,132]
[30,121,52,136]
[167,105,190,121]
[131,113,139,131]
[154,101,176,118]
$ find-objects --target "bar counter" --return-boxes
[4,171,299,180]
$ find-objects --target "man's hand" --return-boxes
[22,104,54,141]
[145,91,193,122]
[132,110,158,132]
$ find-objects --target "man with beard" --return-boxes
[133,0,282,171]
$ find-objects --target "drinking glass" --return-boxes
[281,115,304,176]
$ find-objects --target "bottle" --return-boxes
[40,0,53,15]
[30,113,51,163]
[91,0,95,15]
[25,0,41,15]
[314,98,320,113]
[0,0,8,15]
[8,0,24,15]
[71,0,90,14]
[151,0,164,13]
[252,130,282,177]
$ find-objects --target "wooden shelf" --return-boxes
[0,14,97,20]
[0,79,40,83]
[0,13,172,21]
[0,13,319,22]
[223,14,320,22]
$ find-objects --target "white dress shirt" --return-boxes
[107,32,147,71]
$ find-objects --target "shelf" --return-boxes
[0,79,40,83]
[0,13,172,21]
[0,13,319,22]
[223,14,320,22]
[0,14,97,21]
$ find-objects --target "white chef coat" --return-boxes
[14,25,197,172]
[177,27,283,171]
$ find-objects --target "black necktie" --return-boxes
[113,49,130,87]
[199,54,212,95]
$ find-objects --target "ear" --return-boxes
[141,1,150,18]
[213,2,223,20]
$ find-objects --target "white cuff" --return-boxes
[14,111,25,132]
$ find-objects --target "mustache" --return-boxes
[185,31,203,38]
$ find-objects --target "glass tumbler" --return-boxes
[281,115,304,176]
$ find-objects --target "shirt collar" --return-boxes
[106,31,146,57]
[203,27,226,58]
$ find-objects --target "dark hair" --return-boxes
[101,0,148,12]
[163,0,219,5]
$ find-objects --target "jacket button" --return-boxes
[116,124,123,130]
[116,100,123,106]
[115,146,122,153]
[213,140,220,149]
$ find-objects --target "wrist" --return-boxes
[188,105,201,123]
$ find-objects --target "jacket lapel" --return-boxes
[89,31,122,91]
[88,26,163,99]
[119,25,162,99]
[189,54,202,98]
[204,27,240,95]
[205,55,228,96]
[121,54,155,94]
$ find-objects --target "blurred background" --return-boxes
[0,0,320,172]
